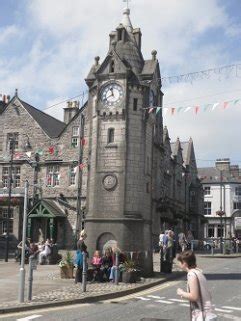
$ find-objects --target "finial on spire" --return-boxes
[123,0,131,9]
[121,1,133,32]
[15,88,18,97]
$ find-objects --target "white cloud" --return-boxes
[1,0,241,165]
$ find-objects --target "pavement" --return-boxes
[1,252,240,315]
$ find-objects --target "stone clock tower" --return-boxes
[84,8,163,275]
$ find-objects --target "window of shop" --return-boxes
[0,208,14,234]
[233,202,241,210]
[208,224,215,237]
[204,201,212,215]
[235,186,241,195]
[217,224,224,237]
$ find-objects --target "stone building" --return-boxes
[0,8,203,269]
[199,158,241,239]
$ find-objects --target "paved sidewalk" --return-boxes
[0,254,184,314]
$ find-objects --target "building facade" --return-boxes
[199,158,241,239]
[0,8,204,267]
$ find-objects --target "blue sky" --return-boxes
[1,0,241,167]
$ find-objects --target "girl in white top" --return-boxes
[176,250,216,321]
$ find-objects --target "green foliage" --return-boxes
[58,251,74,267]
[122,259,137,272]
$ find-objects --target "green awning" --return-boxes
[28,199,66,218]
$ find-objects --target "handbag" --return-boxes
[189,271,217,321]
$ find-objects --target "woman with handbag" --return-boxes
[176,250,217,321]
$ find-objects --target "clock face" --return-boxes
[103,174,118,191]
[149,90,155,107]
[101,83,124,107]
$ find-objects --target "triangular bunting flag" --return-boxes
[26,151,32,158]
[156,107,161,114]
[163,107,168,116]
[195,106,200,114]
[204,104,211,111]
[223,101,229,109]
[177,107,184,113]
[184,107,191,113]
[148,107,154,113]
[211,103,219,111]
[233,99,240,105]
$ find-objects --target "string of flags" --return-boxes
[146,98,241,116]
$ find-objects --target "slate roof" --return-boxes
[142,60,157,75]
[115,37,144,74]
[19,99,66,138]
[0,101,7,114]
[180,141,190,165]
[198,167,241,184]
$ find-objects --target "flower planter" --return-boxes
[122,271,137,283]
[60,265,74,279]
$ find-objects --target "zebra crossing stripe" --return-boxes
[170,298,188,303]
[180,303,190,307]
[147,295,166,299]
[215,308,232,313]
[223,306,241,311]
[136,297,151,301]
[155,300,174,304]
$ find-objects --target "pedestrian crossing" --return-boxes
[134,295,241,318]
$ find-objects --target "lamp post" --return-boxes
[217,210,225,253]
[5,138,15,262]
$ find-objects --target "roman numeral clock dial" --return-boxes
[100,82,124,107]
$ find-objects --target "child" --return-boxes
[176,250,217,321]
[91,251,103,282]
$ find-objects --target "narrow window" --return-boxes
[108,128,115,144]
[110,60,115,73]
[7,133,19,150]
[69,165,76,186]
[117,29,122,41]
[47,165,60,187]
[133,98,138,111]
[71,126,79,148]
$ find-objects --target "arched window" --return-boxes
[108,128,115,143]
[110,60,115,73]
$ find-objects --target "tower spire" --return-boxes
[121,4,133,32]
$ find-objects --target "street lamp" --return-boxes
[217,210,225,254]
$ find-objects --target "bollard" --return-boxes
[82,252,87,292]
[236,241,239,254]
[160,247,164,273]
[115,252,119,285]
[27,256,34,301]
[211,244,214,256]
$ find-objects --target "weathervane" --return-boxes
[123,0,131,9]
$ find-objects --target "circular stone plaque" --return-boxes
[103,174,118,191]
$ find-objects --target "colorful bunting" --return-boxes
[49,146,54,155]
[195,106,200,114]
[212,102,219,111]
[223,101,229,109]
[171,108,175,115]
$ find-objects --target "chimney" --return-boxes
[215,158,230,172]
[63,101,79,124]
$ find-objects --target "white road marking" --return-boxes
[215,308,232,313]
[170,298,188,303]
[223,306,241,311]
[17,315,42,321]
[147,295,166,299]
[135,297,151,301]
[218,313,241,320]
[155,300,174,304]
[180,303,190,307]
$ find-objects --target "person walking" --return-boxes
[176,250,217,320]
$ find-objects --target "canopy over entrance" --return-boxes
[27,199,66,242]
[28,199,66,218]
